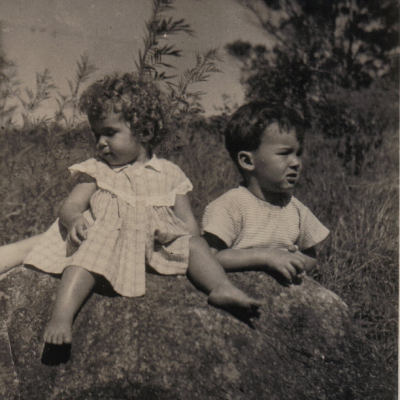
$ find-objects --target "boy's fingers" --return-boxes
[278,266,293,282]
[285,263,298,277]
[289,254,306,270]
[291,259,305,273]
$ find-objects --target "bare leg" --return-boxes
[187,236,262,310]
[44,265,96,345]
[0,234,45,275]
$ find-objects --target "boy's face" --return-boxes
[251,123,302,195]
[90,112,148,166]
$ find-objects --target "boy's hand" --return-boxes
[262,247,308,283]
[67,215,88,246]
[287,245,306,277]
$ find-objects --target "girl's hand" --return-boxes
[67,215,88,246]
[58,181,96,248]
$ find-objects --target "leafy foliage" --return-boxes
[136,0,221,121]
[228,0,399,173]
[234,0,398,89]
[0,53,19,126]
[165,49,222,118]
[3,0,220,148]
[136,0,193,78]
[54,53,98,129]
[18,69,57,128]
[313,79,398,174]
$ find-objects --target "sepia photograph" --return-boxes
[0,0,398,398]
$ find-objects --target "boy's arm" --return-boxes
[204,232,315,282]
[59,182,96,245]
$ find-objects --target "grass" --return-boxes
[0,117,398,372]
[170,120,399,370]
[300,131,398,368]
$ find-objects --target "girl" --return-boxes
[1,73,261,345]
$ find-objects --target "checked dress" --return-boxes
[24,156,193,297]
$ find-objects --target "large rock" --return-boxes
[0,267,395,400]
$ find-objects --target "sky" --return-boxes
[1,0,273,120]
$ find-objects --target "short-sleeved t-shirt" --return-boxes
[202,186,329,251]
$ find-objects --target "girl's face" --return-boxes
[90,112,149,166]
[251,122,302,196]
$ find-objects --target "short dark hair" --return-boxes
[79,72,167,147]
[224,101,307,165]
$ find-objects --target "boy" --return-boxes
[202,101,329,283]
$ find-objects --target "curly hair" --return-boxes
[224,101,307,165]
[79,73,168,147]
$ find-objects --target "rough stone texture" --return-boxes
[0,267,395,400]
[0,318,19,400]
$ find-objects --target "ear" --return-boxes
[237,151,255,172]
[140,126,154,143]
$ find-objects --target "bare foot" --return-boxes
[43,318,73,345]
[208,283,263,311]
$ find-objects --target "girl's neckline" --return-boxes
[104,154,158,172]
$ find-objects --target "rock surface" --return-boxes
[0,267,395,400]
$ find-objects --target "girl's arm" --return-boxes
[59,182,96,245]
[174,195,263,309]
[173,194,200,236]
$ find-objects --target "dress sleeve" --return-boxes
[169,162,193,196]
[146,160,193,207]
[71,172,96,185]
[202,195,240,248]
[68,158,100,181]
[296,205,330,251]
[174,177,193,196]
